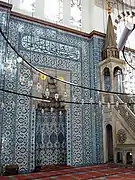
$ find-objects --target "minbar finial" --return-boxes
[107,0,111,15]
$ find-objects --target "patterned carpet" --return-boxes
[1,164,135,180]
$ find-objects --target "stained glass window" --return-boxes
[70,0,82,28]
[44,0,63,23]
[19,0,35,12]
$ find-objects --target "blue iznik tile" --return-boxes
[0,9,105,172]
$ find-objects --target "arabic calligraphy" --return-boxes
[21,34,81,61]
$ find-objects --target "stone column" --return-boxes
[100,68,105,90]
[114,151,117,163]
[100,68,105,103]
[103,123,107,163]
[110,68,114,103]
[121,71,125,93]
[111,112,116,154]
[123,151,127,166]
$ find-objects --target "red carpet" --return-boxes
[1,164,135,179]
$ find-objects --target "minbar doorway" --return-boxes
[106,124,113,162]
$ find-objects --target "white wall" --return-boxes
[0,0,92,33]
[89,3,108,33]
[1,0,111,33]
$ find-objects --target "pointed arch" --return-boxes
[113,66,123,92]
[106,124,113,162]
[103,67,111,91]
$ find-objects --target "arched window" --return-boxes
[104,68,111,91]
[44,0,63,23]
[19,0,35,12]
[70,0,82,28]
[106,124,113,162]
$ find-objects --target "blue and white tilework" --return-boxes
[0,9,105,172]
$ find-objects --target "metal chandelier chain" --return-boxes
[0,27,135,96]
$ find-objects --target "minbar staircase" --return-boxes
[103,93,135,165]
[103,93,135,135]
[118,94,135,115]
[114,94,135,135]
[103,92,135,148]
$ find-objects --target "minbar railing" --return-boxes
[118,94,135,114]
[114,95,135,133]
[101,93,135,133]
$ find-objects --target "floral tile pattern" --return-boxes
[0,7,104,172]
